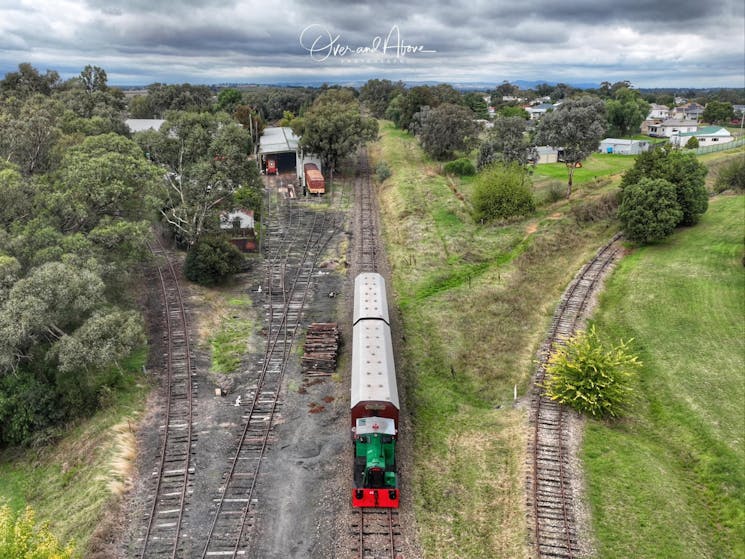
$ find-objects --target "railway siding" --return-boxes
[527,233,623,559]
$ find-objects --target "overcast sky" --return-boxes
[1,0,744,88]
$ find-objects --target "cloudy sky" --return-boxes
[1,0,744,88]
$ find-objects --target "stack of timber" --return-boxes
[302,323,340,376]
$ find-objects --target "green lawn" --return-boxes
[585,195,745,559]
[531,152,637,185]
[372,121,621,558]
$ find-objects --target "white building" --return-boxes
[598,138,651,155]
[647,119,698,138]
[671,126,734,148]
[647,104,670,119]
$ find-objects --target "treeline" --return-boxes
[0,63,264,445]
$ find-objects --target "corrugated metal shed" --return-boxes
[125,119,166,133]
[258,126,299,155]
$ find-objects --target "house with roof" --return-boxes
[647,119,698,138]
[598,138,651,155]
[647,104,670,120]
[670,126,734,148]
[525,103,555,120]
[671,102,705,121]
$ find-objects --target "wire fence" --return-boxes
[693,137,745,155]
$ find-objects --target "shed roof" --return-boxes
[125,118,166,133]
[259,126,299,155]
[676,126,730,137]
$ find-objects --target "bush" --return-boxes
[618,178,683,243]
[375,160,392,182]
[714,157,745,193]
[443,157,476,176]
[684,136,699,149]
[540,180,565,205]
[543,326,641,418]
[0,505,75,558]
[472,162,535,222]
[184,235,243,286]
[570,191,620,223]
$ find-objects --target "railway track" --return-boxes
[355,149,379,274]
[527,233,623,559]
[350,150,404,559]
[139,239,196,559]
[200,195,339,558]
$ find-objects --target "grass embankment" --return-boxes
[0,349,150,557]
[370,122,622,557]
[585,195,745,559]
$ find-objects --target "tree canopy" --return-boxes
[478,116,537,168]
[291,89,378,174]
[534,96,607,197]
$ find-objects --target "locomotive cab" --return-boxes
[352,416,399,508]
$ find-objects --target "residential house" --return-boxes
[647,119,698,138]
[647,104,670,119]
[670,102,705,121]
[671,126,734,148]
[598,138,651,155]
[525,103,555,120]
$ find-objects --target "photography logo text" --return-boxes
[299,24,436,63]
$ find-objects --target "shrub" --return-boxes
[0,505,75,558]
[570,191,620,223]
[375,160,392,182]
[684,136,699,149]
[472,162,535,222]
[543,326,641,418]
[540,180,565,205]
[443,157,476,176]
[714,157,745,193]
[184,235,243,286]
[618,178,683,243]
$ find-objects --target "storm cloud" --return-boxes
[0,0,743,87]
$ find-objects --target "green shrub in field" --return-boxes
[443,157,476,176]
[184,235,243,286]
[684,136,699,149]
[375,160,392,182]
[0,505,74,558]
[714,157,745,192]
[543,326,641,418]
[472,162,535,222]
[618,177,683,243]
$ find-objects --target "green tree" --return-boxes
[472,162,535,222]
[135,112,257,246]
[684,136,700,149]
[0,505,74,558]
[184,235,243,286]
[463,92,490,119]
[605,87,650,137]
[478,116,537,168]
[618,177,683,243]
[292,90,378,175]
[621,147,708,226]
[217,88,243,113]
[543,326,641,418]
[79,65,108,94]
[417,103,479,160]
[497,105,530,119]
[534,96,607,197]
[0,63,60,99]
[359,79,405,118]
[702,101,734,124]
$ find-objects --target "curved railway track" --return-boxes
[139,239,196,559]
[351,149,403,559]
[200,194,340,558]
[527,233,623,559]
